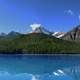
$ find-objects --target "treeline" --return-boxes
[0,33,79,54]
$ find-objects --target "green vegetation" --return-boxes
[0,33,80,54]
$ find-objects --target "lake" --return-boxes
[0,54,79,80]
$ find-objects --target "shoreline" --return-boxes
[0,52,80,56]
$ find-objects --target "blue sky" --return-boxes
[0,0,80,33]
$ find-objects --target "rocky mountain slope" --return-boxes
[62,25,80,41]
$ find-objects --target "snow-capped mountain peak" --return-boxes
[30,24,41,31]
[30,24,51,35]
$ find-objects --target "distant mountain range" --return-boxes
[29,24,80,41]
[0,31,21,38]
[0,24,80,41]
[0,24,79,54]
[7,31,21,37]
[0,24,65,38]
[0,31,65,39]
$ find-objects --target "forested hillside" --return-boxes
[0,33,79,54]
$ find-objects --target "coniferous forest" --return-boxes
[0,33,80,54]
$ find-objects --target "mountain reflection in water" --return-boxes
[0,54,79,80]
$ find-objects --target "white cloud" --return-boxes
[78,15,80,21]
[30,24,41,31]
[65,9,74,15]
[65,10,80,22]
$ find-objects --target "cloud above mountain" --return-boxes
[30,24,41,31]
[78,15,80,21]
[65,9,74,16]
[64,9,80,22]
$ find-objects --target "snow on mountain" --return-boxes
[30,24,52,35]
[30,24,66,38]
[52,32,66,38]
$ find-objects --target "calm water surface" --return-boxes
[0,54,79,80]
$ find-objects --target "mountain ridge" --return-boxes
[0,33,79,53]
[0,24,79,54]
[61,25,80,41]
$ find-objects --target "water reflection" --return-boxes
[0,54,79,80]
